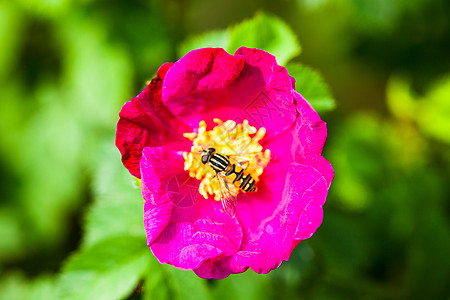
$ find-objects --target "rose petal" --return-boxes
[141,147,243,270]
[161,47,297,140]
[193,162,329,278]
[162,48,245,120]
[193,104,333,278]
[141,146,180,244]
[194,255,235,279]
[237,163,328,270]
[116,63,191,178]
[231,47,297,138]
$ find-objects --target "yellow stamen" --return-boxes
[183,119,271,201]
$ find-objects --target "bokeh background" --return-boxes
[1,0,449,299]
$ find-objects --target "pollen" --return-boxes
[183,119,271,201]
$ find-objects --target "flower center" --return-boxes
[182,119,271,201]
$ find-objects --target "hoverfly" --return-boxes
[200,147,258,217]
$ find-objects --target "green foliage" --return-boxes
[326,111,450,298]
[0,2,23,80]
[0,273,56,300]
[387,75,450,144]
[161,265,211,300]
[57,236,150,300]
[143,260,170,300]
[0,209,24,261]
[56,139,148,300]
[82,144,145,248]
[213,270,272,300]
[142,257,213,300]
[227,12,301,65]
[287,63,336,112]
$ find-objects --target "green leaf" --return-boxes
[58,15,133,129]
[57,236,150,300]
[213,270,272,300]
[0,208,25,261]
[143,259,170,300]
[287,62,336,112]
[2,84,86,247]
[0,2,24,80]
[0,273,56,300]
[83,142,145,248]
[386,76,417,120]
[414,75,450,144]
[143,258,211,300]
[164,266,211,300]
[227,12,301,65]
[387,75,450,144]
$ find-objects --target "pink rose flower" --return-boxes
[115,47,334,279]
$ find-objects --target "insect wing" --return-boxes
[233,157,250,169]
[216,172,238,218]
[227,152,268,170]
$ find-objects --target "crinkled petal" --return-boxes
[161,47,297,140]
[163,48,245,101]
[193,162,329,278]
[194,255,235,279]
[236,163,328,273]
[162,48,245,120]
[193,102,333,278]
[231,47,297,138]
[116,63,191,178]
[141,147,243,271]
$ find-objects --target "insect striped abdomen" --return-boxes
[201,148,258,194]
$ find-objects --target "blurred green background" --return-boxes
[1,0,449,299]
